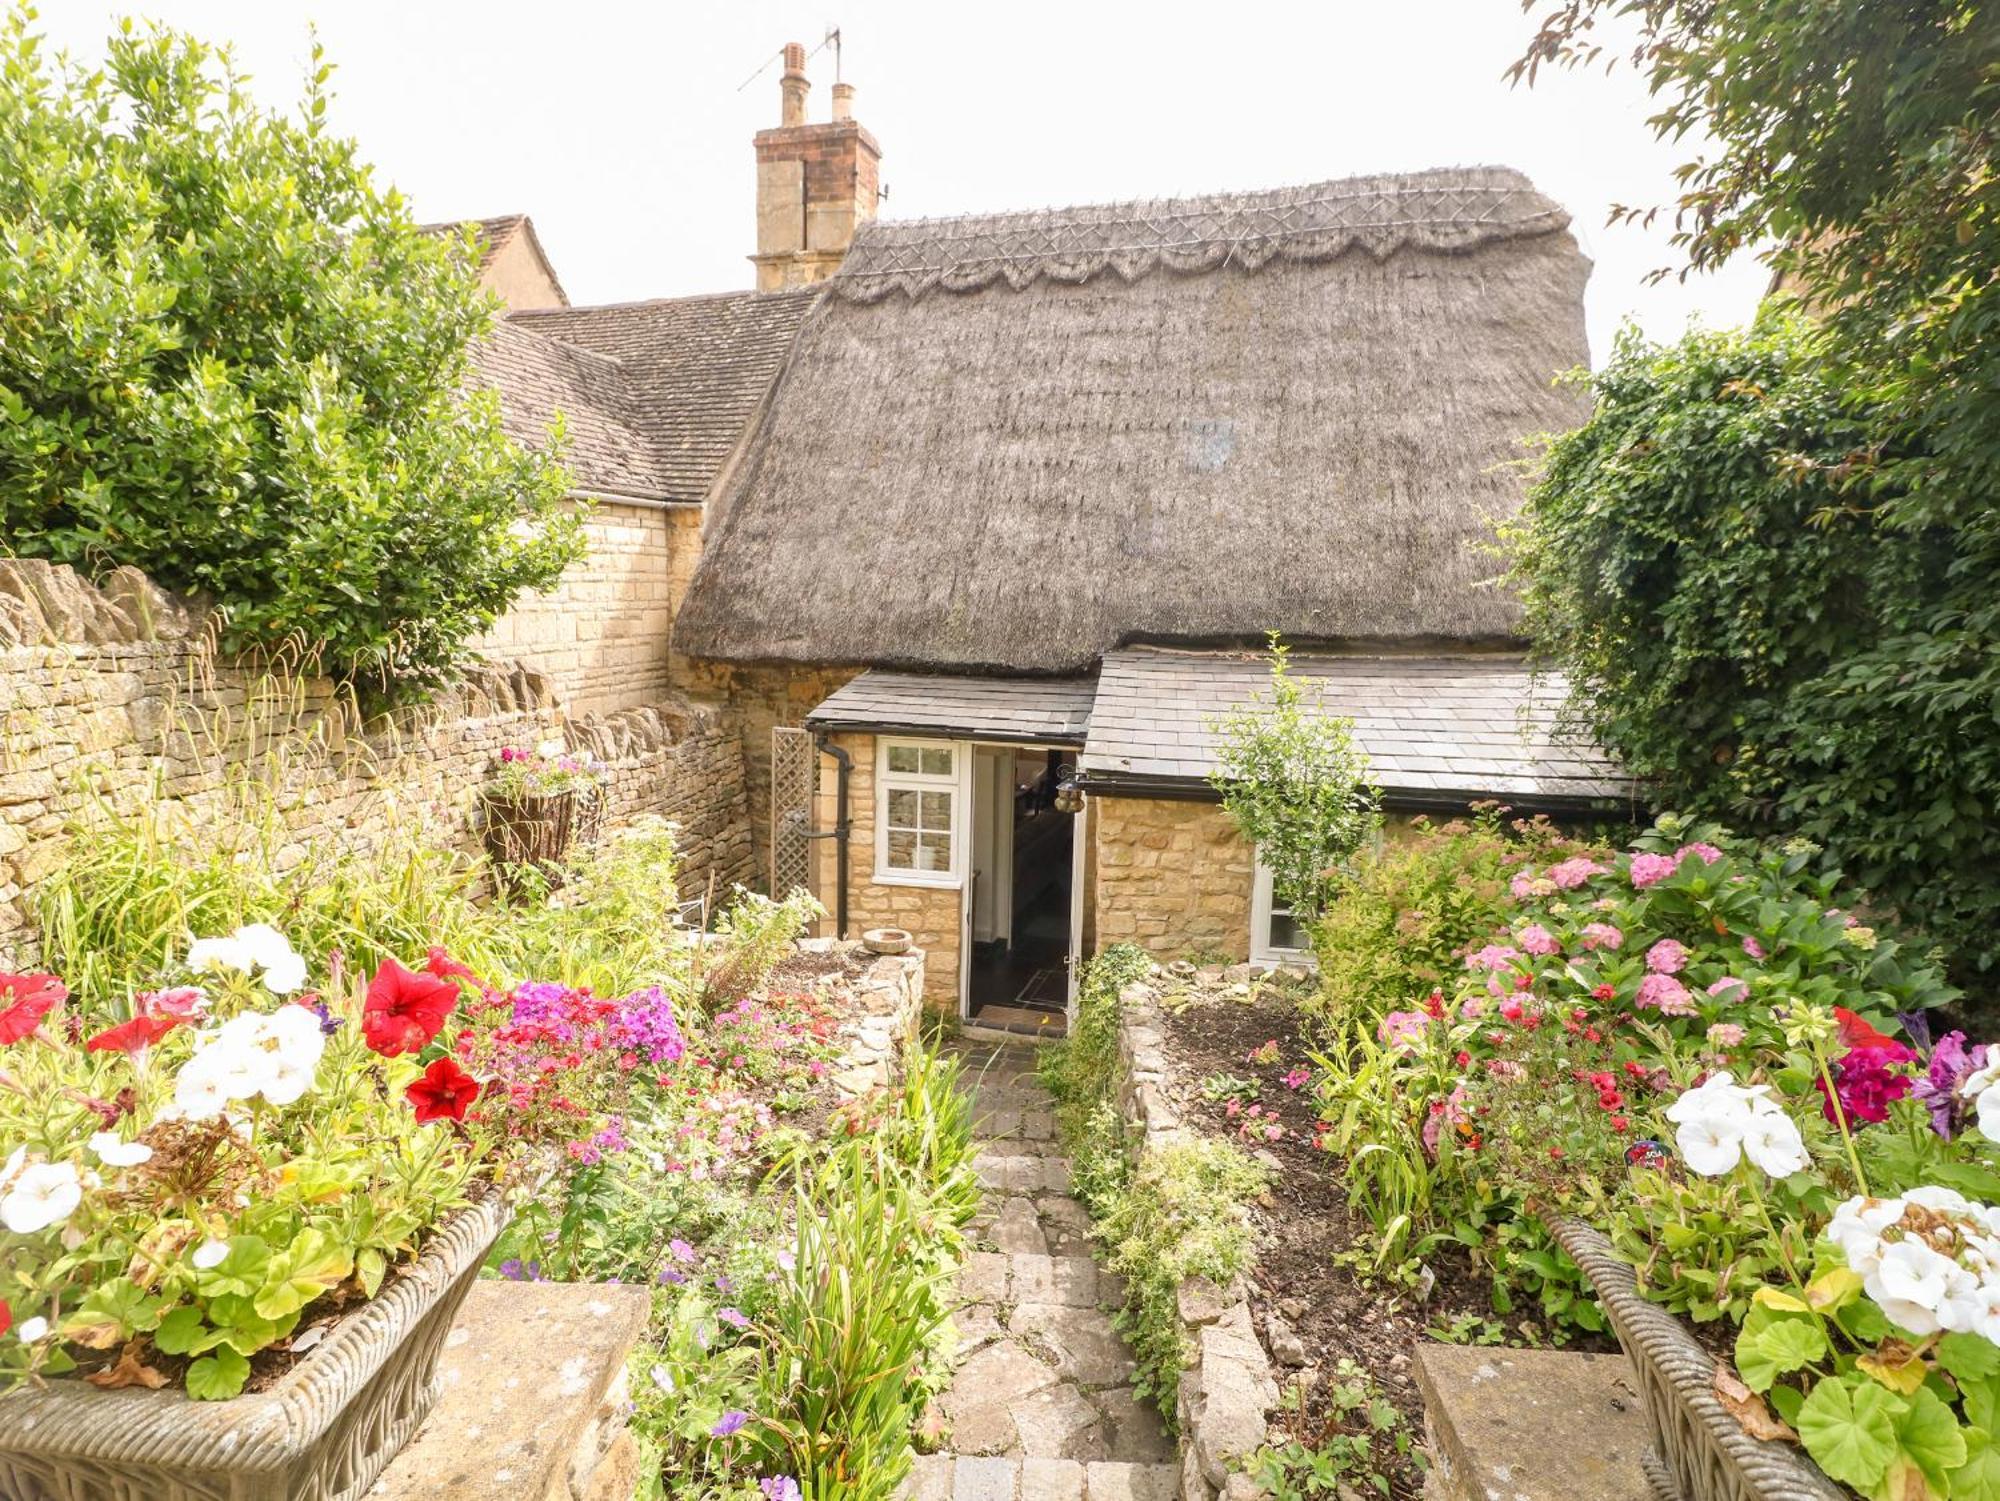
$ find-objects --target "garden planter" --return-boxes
[0,1189,509,1501]
[1548,1218,1843,1501]
[483,789,578,885]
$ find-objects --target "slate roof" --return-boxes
[1077,648,1634,809]
[807,672,1097,746]
[469,323,666,498]
[508,290,821,505]
[420,214,570,304]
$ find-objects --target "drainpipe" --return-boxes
[812,733,852,939]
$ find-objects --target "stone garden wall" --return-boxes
[0,558,753,961]
[1092,797,1256,962]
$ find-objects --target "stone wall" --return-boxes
[477,499,706,718]
[1091,796,1255,962]
[812,730,962,1011]
[0,559,752,959]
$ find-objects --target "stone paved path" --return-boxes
[903,1042,1179,1501]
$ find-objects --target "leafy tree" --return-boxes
[1508,2,2000,989]
[1209,637,1381,921]
[0,9,581,689]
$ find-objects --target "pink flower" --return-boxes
[1517,925,1560,956]
[1509,872,1536,900]
[1466,944,1522,973]
[1742,935,1767,960]
[1579,923,1624,951]
[1459,996,1487,1020]
[1635,973,1695,1015]
[1707,976,1749,1001]
[1547,857,1607,889]
[1628,853,1678,889]
[1281,1067,1311,1090]
[1498,997,1525,1023]
[1675,842,1724,866]
[1377,1011,1429,1051]
[1706,1022,1747,1047]
[1645,939,1689,974]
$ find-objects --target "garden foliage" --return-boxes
[0,9,579,688]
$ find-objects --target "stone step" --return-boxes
[973,1152,1074,1195]
[1414,1343,1652,1501]
[959,1252,1120,1311]
[903,1454,1180,1501]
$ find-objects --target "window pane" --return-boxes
[886,745,920,774]
[885,788,919,828]
[1268,910,1306,953]
[918,832,952,872]
[919,747,953,777]
[885,829,917,869]
[919,790,953,830]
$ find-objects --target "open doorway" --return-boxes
[965,745,1074,1034]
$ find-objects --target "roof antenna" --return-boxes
[736,25,843,93]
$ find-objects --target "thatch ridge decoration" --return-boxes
[832,166,1570,303]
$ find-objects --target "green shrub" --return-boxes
[1038,943,1150,1137]
[0,11,579,689]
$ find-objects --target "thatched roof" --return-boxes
[674,166,1590,672]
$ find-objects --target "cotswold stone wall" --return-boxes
[0,559,751,960]
[1091,796,1255,961]
[476,499,707,718]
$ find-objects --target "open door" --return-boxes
[964,745,1074,1035]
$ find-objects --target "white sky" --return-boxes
[39,1,1769,363]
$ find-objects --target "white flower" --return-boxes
[1936,1265,1987,1335]
[16,1316,48,1343]
[1676,1113,1746,1176]
[1974,1084,2000,1146]
[187,934,254,977]
[536,739,565,759]
[1,1161,82,1234]
[191,1239,230,1270]
[1665,1073,1755,1129]
[1827,1196,1906,1276]
[1741,1110,1810,1178]
[234,923,308,994]
[87,1132,152,1168]
[1963,1062,2000,1100]
[171,1046,235,1120]
[1868,1240,1958,1336]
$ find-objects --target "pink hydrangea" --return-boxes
[1466,944,1522,973]
[1517,924,1560,956]
[1742,935,1767,960]
[1509,872,1536,900]
[1676,842,1724,866]
[1707,976,1749,1002]
[1378,1011,1429,1051]
[1460,996,1488,1020]
[1628,852,1678,889]
[1580,923,1624,951]
[1645,939,1689,974]
[1706,1022,1747,1047]
[1547,857,1607,889]
[1635,973,1696,1015]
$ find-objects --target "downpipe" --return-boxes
[811,733,852,940]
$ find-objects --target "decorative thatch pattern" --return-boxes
[833,167,1570,303]
[674,166,1589,673]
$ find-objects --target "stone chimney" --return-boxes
[751,41,880,292]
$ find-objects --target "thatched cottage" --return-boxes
[462,48,1631,1032]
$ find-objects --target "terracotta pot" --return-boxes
[0,1191,509,1501]
[1548,1218,1843,1501]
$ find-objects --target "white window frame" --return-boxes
[874,738,965,887]
[1250,854,1311,965]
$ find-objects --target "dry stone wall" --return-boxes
[1092,796,1256,961]
[0,559,752,960]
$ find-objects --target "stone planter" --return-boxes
[1548,1219,1844,1501]
[0,1190,510,1501]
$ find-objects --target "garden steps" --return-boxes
[903,1043,1179,1500]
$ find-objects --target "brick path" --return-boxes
[903,1042,1179,1501]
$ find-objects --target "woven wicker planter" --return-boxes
[482,789,577,889]
[0,1189,508,1501]
[1549,1219,1845,1501]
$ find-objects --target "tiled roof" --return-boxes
[1078,648,1634,807]
[420,214,570,304]
[509,290,820,505]
[468,324,664,497]
[807,672,1098,745]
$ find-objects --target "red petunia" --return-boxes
[406,1056,481,1124]
[425,946,481,986]
[362,959,461,1057]
[0,973,66,1045]
[0,1298,9,1339]
[86,1014,182,1055]
[1834,1006,1896,1050]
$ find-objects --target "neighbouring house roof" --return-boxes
[509,290,821,506]
[1076,647,1634,810]
[807,672,1098,745]
[421,213,571,305]
[470,323,667,498]
[674,165,1591,672]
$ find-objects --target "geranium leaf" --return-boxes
[1860,1351,1933,1397]
[1737,1310,1827,1391]
[1940,1335,2000,1383]
[1797,1376,1902,1490]
[1808,1268,1864,1312]
[1895,1386,1967,1492]
[1950,1428,2000,1501]
[185,1347,251,1401]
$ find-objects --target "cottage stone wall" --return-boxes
[477,499,707,718]
[0,559,751,961]
[811,730,962,1011]
[1090,796,1255,961]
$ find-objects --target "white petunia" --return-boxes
[1975,1084,2000,1146]
[15,1316,48,1343]
[171,1046,235,1121]
[234,923,307,995]
[87,1132,152,1168]
[1,1161,83,1235]
[1867,1240,1957,1336]
[1664,1072,1751,1127]
[1827,1196,1906,1277]
[536,739,565,759]
[1962,1062,2000,1100]
[1676,1114,1746,1177]
[191,1239,230,1270]
[1741,1110,1811,1178]
[187,935,254,977]
[261,1004,326,1070]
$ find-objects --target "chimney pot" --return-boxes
[830,81,855,122]
[779,41,808,127]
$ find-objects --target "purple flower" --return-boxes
[776,1250,797,1272]
[1915,1031,1991,1140]
[715,1273,735,1294]
[669,1238,697,1265]
[658,1267,686,1285]
[712,1409,750,1437]
[610,985,686,1063]
[306,998,344,1036]
[499,1258,544,1283]
[761,1479,802,1501]
[718,1306,750,1329]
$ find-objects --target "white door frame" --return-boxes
[956,741,1078,1023]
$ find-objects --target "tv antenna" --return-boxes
[737,26,842,93]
